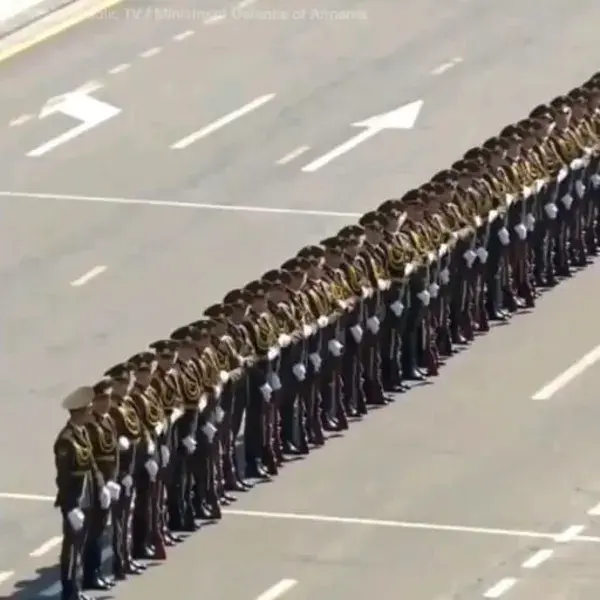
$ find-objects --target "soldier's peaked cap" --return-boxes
[104,362,132,378]
[400,188,423,203]
[281,257,303,272]
[358,210,385,228]
[377,198,403,213]
[243,280,267,295]
[297,245,325,259]
[320,236,343,249]
[170,325,202,343]
[149,339,180,354]
[550,95,572,110]
[222,289,245,305]
[188,318,217,334]
[337,224,364,238]
[430,169,456,183]
[529,104,553,119]
[62,386,94,411]
[92,379,113,397]
[127,352,155,369]
[500,124,522,138]
[262,269,292,285]
[463,146,485,160]
[203,303,233,319]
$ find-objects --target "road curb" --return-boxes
[0,0,77,39]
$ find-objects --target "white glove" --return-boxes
[439,268,450,285]
[121,474,133,494]
[292,363,307,381]
[201,422,217,442]
[389,300,404,317]
[497,226,510,246]
[160,445,170,466]
[463,249,477,267]
[575,181,586,198]
[544,202,558,219]
[219,370,229,383]
[106,481,121,501]
[309,353,322,372]
[302,324,314,338]
[428,283,440,299]
[67,508,85,531]
[525,213,536,231]
[182,435,197,454]
[259,382,273,401]
[267,373,282,391]
[213,406,225,423]
[591,174,600,188]
[522,185,532,198]
[99,485,111,509]
[417,290,430,306]
[558,167,568,182]
[328,339,343,356]
[561,194,573,210]
[514,223,527,240]
[366,316,380,334]
[144,459,159,482]
[476,247,488,263]
[118,436,130,451]
[361,286,373,298]
[155,421,164,435]
[147,440,156,455]
[350,324,363,343]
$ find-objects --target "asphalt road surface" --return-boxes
[2,0,600,598]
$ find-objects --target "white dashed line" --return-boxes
[236,0,258,8]
[532,343,600,399]
[521,548,554,569]
[255,579,298,600]
[431,56,463,75]
[555,524,586,543]
[0,571,14,586]
[483,577,518,598]
[30,536,62,558]
[9,114,32,126]
[139,46,162,58]
[173,29,195,41]
[588,501,600,516]
[70,265,107,287]
[276,145,310,165]
[204,13,225,25]
[108,63,130,75]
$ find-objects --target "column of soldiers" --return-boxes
[54,73,600,600]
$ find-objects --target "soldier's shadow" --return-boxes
[11,564,63,600]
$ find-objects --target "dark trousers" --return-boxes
[60,511,87,600]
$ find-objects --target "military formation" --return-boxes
[54,73,600,600]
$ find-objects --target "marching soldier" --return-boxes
[147,340,184,545]
[82,382,120,591]
[55,387,96,600]
[126,352,164,560]
[103,363,146,575]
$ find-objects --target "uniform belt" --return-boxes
[96,456,116,463]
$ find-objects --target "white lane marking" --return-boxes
[301,100,422,173]
[0,492,54,501]
[255,579,298,600]
[70,265,107,287]
[431,56,463,75]
[108,63,130,75]
[204,14,225,24]
[139,46,162,58]
[531,344,600,400]
[236,0,258,7]
[483,577,518,598]
[276,145,310,165]
[587,501,600,516]
[171,93,275,149]
[30,536,62,558]
[174,29,195,40]
[555,524,585,543]
[223,509,574,542]
[0,191,361,218]
[0,571,14,586]
[9,114,32,126]
[521,548,553,569]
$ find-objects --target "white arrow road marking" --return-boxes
[27,84,120,157]
[301,99,423,172]
[171,93,275,149]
